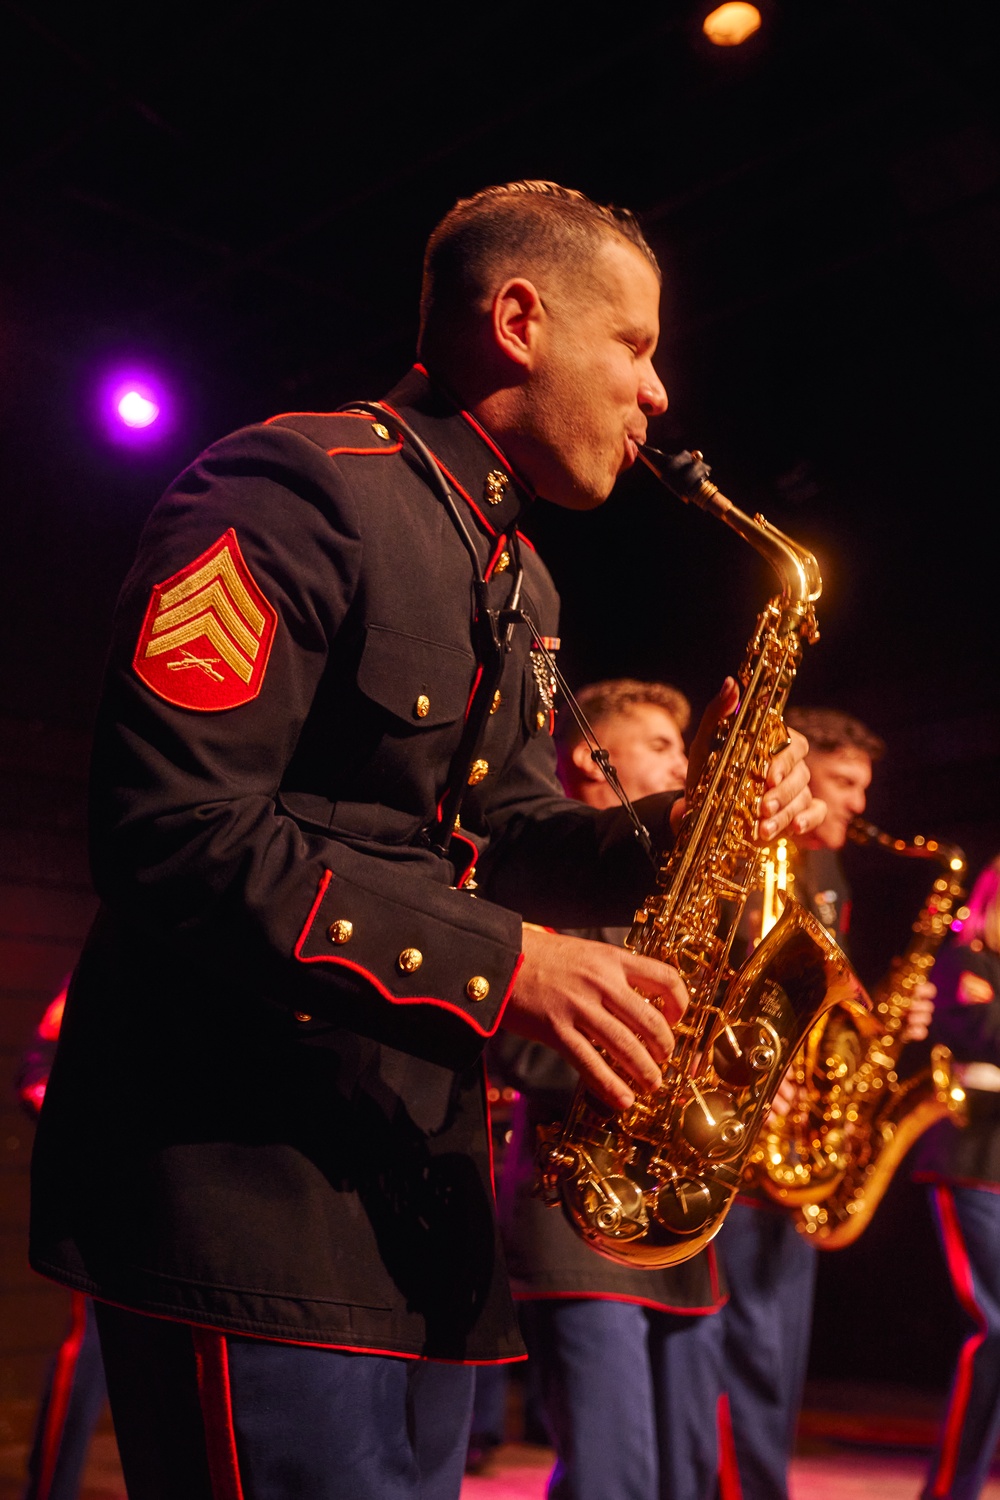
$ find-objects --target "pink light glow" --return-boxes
[117,388,160,428]
[100,369,173,447]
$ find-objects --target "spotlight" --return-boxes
[116,387,160,429]
[703,3,762,46]
[100,370,172,447]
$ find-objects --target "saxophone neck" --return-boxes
[639,447,821,638]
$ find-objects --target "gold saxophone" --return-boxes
[536,449,866,1268]
[758,819,969,1247]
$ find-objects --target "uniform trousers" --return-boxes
[519,1296,725,1500]
[714,1200,818,1500]
[93,1302,476,1500]
[922,1184,1000,1499]
[23,1294,106,1500]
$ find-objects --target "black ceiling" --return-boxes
[3,0,999,865]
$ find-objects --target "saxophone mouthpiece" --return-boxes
[639,446,729,517]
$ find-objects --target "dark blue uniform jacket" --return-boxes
[29,367,676,1362]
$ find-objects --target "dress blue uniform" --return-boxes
[29,367,678,1498]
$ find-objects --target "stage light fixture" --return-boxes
[100,370,172,447]
[117,388,160,428]
[703,3,762,46]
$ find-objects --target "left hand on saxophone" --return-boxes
[902,981,936,1042]
[671,677,827,841]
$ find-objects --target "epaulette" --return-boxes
[264,410,403,459]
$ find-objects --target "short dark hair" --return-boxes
[786,707,885,761]
[419,180,660,357]
[557,678,691,756]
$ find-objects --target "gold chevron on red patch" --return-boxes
[132,529,278,711]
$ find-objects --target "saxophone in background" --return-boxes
[536,449,866,1268]
[758,818,969,1247]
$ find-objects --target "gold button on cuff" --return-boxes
[466,976,490,1003]
[535,710,547,731]
[490,690,502,715]
[468,759,489,786]
[494,550,511,574]
[294,1011,313,1023]
[414,694,430,719]
[398,947,423,973]
[371,422,391,441]
[328,919,354,945]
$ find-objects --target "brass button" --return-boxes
[467,759,489,785]
[398,947,423,973]
[414,694,430,719]
[494,550,511,574]
[484,470,509,506]
[490,690,502,715]
[328,919,354,945]
[294,1011,312,1023]
[371,422,391,441]
[466,977,490,1002]
[535,710,547,731]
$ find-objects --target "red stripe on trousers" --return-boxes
[717,1390,744,1500]
[36,1292,89,1500]
[929,1184,989,1497]
[192,1326,246,1500]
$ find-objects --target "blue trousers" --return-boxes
[520,1297,725,1500]
[23,1294,106,1500]
[714,1200,818,1500]
[923,1184,1000,1500]
[94,1302,476,1500]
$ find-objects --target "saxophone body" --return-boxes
[536,450,866,1269]
[759,820,969,1248]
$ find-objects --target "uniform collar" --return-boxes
[377,365,535,542]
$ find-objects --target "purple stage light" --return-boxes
[100,370,172,446]
[117,387,160,428]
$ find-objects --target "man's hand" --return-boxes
[671,678,827,841]
[502,926,688,1111]
[902,981,936,1043]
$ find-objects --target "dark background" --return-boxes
[2,0,998,1397]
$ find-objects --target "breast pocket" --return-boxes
[357,624,475,728]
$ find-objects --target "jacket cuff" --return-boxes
[294,866,521,1038]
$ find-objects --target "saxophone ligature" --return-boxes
[535,449,867,1268]
[758,819,969,1247]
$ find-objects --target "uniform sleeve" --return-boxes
[927,944,1000,1065]
[90,423,522,1057]
[477,723,679,930]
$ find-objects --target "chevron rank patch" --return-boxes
[132,529,278,711]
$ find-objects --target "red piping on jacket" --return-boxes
[35,1291,89,1500]
[192,1326,246,1500]
[512,1289,727,1316]
[293,869,523,1039]
[928,1185,989,1496]
[74,1290,528,1367]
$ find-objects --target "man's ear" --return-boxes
[570,738,604,784]
[491,278,545,369]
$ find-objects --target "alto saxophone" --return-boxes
[536,449,866,1268]
[759,819,969,1247]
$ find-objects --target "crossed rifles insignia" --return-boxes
[132,529,278,711]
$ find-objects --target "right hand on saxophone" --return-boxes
[504,925,687,1113]
[672,677,828,843]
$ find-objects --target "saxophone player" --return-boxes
[714,707,935,1500]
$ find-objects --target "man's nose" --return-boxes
[640,365,668,416]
